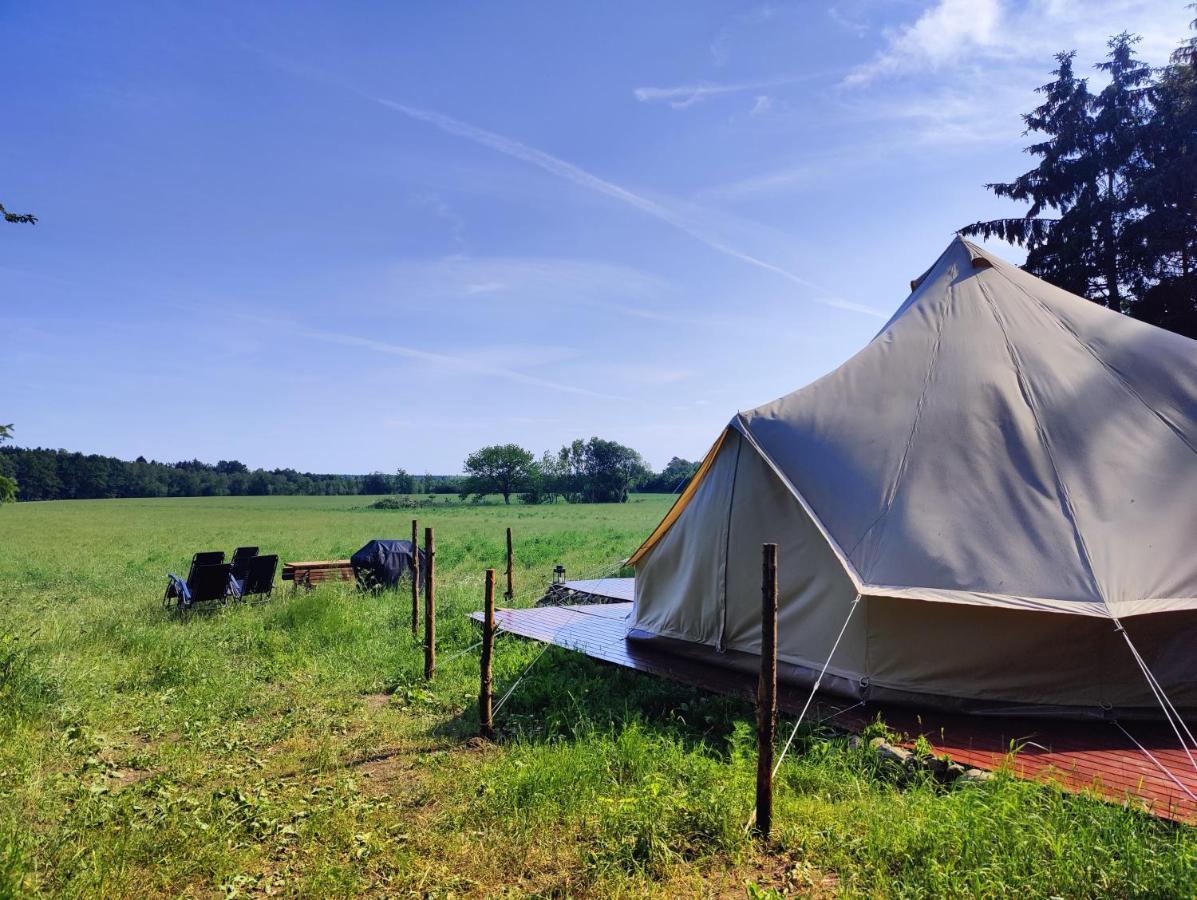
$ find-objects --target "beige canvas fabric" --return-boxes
[629,237,1197,713]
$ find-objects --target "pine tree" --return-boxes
[1128,11,1197,336]
[1089,33,1153,310]
[963,36,1154,314]
[960,52,1097,299]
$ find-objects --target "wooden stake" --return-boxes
[410,518,420,636]
[756,542,778,840]
[424,527,436,680]
[504,527,515,601]
[480,568,496,739]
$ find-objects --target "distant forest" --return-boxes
[0,447,453,501]
[0,444,697,503]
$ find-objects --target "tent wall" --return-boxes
[631,430,742,646]
[719,434,866,680]
[863,599,1197,712]
[632,435,1197,713]
[633,433,867,680]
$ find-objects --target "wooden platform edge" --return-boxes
[469,603,1197,825]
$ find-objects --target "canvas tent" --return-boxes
[627,237,1197,717]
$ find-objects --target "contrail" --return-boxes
[302,329,628,401]
[373,99,886,319]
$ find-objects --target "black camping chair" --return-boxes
[189,551,225,579]
[164,552,226,609]
[163,563,233,611]
[188,563,234,607]
[230,546,259,580]
[230,554,278,602]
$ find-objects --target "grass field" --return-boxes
[1,495,1195,898]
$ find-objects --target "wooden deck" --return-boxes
[474,601,1197,824]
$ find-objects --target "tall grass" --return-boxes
[0,495,1194,897]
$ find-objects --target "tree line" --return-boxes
[0,442,459,502]
[963,18,1197,337]
[461,439,699,504]
[0,435,698,504]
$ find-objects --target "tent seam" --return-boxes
[976,278,1110,614]
[716,432,744,652]
[845,268,953,566]
[730,416,866,592]
[991,263,1197,459]
[726,415,1149,614]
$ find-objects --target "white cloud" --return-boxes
[846,0,1191,87]
[845,0,1002,86]
[374,98,886,318]
[835,0,1194,154]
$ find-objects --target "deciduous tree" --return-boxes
[462,444,537,504]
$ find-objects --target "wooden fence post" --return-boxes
[480,568,496,739]
[505,527,515,602]
[411,518,420,636]
[756,542,778,840]
[424,527,436,680]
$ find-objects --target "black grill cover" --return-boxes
[350,539,426,592]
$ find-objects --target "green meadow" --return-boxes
[0,495,1194,898]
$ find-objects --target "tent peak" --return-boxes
[909,236,992,293]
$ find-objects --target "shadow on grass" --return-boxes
[424,641,758,758]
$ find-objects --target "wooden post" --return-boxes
[480,568,496,739]
[756,542,778,840]
[424,527,436,680]
[504,527,515,601]
[410,518,420,636]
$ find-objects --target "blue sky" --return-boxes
[2,1,1191,473]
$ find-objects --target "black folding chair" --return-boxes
[231,554,278,602]
[188,551,225,580]
[187,563,234,607]
[230,546,259,580]
[164,552,226,609]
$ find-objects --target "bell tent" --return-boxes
[627,237,1197,718]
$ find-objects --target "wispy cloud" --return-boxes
[632,75,803,109]
[827,5,870,37]
[749,95,774,116]
[301,330,626,400]
[411,193,467,250]
[696,141,894,201]
[385,255,668,310]
[373,98,886,318]
[223,305,622,400]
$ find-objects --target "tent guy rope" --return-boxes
[773,593,863,778]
